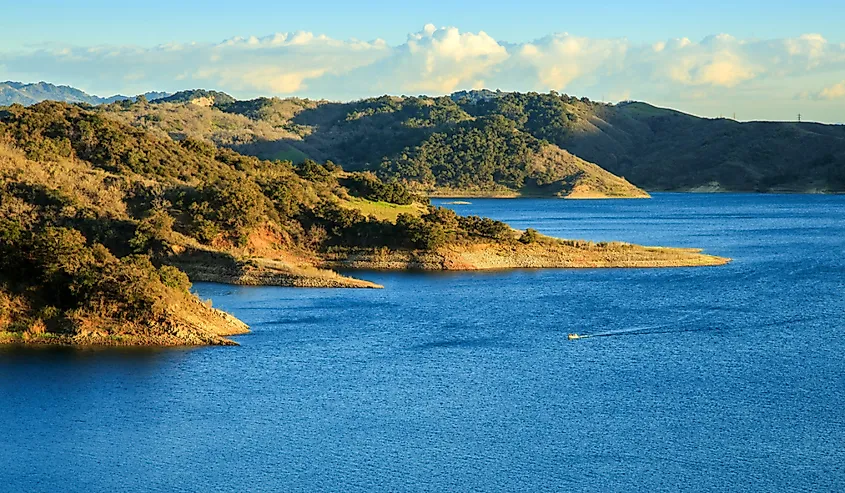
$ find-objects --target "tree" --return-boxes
[129,209,175,254]
[519,228,540,244]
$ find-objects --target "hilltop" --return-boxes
[155,89,236,106]
[0,102,726,345]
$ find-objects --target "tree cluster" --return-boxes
[0,221,190,332]
[380,116,542,190]
[341,172,422,205]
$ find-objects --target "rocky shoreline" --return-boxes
[427,188,651,199]
[320,241,729,271]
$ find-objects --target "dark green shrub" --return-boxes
[519,228,540,244]
[180,137,216,158]
[397,213,447,250]
[189,175,265,243]
[457,215,512,241]
[129,209,175,253]
[342,172,419,205]
[259,174,306,219]
[296,159,333,182]
[158,265,191,291]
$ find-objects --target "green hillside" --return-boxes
[585,102,845,191]
[100,89,845,193]
[7,82,843,192]
[100,94,648,198]
[454,92,845,191]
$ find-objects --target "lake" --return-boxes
[2,193,844,492]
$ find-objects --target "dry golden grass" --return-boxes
[100,102,303,147]
[0,143,133,220]
[526,146,650,198]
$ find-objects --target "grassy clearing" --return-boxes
[265,145,309,164]
[339,197,427,222]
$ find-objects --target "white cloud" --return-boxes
[507,33,628,90]
[646,36,760,88]
[695,52,758,87]
[816,80,845,100]
[394,25,509,93]
[784,34,828,62]
[0,31,390,97]
[2,25,845,120]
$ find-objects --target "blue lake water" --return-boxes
[2,193,844,492]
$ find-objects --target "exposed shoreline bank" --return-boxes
[319,241,730,271]
[427,189,651,199]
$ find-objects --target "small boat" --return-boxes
[568,333,581,340]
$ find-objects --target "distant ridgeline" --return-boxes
[0,81,169,107]
[4,83,844,192]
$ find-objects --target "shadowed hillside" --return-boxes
[570,101,845,192]
[458,92,845,192]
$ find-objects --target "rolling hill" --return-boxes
[102,89,845,193]
[563,101,845,192]
[5,81,842,193]
[100,94,649,198]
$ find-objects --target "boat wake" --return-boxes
[568,314,818,341]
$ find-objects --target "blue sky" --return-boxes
[2,1,845,122]
[4,0,845,48]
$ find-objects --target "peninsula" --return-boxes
[0,102,728,346]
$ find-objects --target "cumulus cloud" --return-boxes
[506,33,628,90]
[2,25,845,120]
[816,80,845,100]
[338,24,509,95]
[0,32,390,97]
